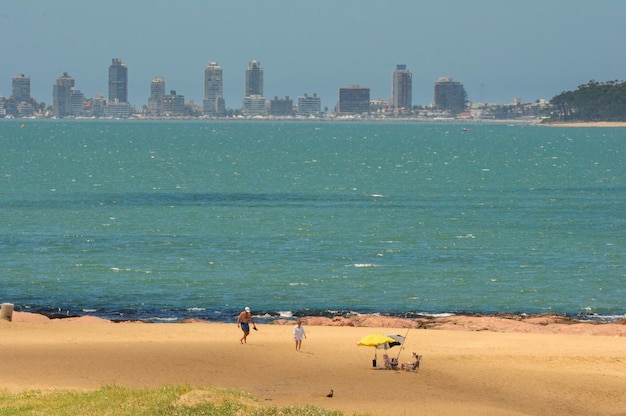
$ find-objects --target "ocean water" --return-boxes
[1,120,624,322]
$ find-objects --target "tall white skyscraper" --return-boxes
[148,77,165,115]
[203,62,225,116]
[392,64,412,110]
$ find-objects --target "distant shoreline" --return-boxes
[542,121,626,127]
[6,117,626,126]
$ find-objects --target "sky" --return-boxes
[2,0,625,110]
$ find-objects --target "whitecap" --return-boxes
[150,317,178,322]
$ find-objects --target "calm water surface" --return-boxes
[1,120,624,322]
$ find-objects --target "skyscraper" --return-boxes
[12,74,31,103]
[245,60,263,97]
[70,88,85,116]
[392,65,412,110]
[203,61,225,116]
[148,77,165,115]
[162,90,185,115]
[108,58,128,103]
[242,60,266,116]
[52,72,75,117]
[338,85,370,115]
[297,93,322,116]
[434,77,467,114]
[269,96,293,116]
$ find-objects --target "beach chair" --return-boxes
[383,354,399,370]
[401,352,422,372]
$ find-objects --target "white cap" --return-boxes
[244,307,250,312]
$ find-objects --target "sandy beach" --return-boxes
[1,312,625,416]
[543,121,626,127]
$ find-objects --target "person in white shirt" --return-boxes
[293,319,307,351]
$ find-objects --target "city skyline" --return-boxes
[4,62,466,118]
[1,1,625,109]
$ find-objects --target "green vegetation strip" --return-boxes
[0,385,369,416]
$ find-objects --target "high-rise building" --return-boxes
[338,85,370,115]
[392,65,412,110]
[108,58,128,103]
[91,94,106,117]
[203,62,225,116]
[242,60,266,116]
[16,101,34,117]
[12,74,31,103]
[148,77,165,115]
[70,89,85,116]
[162,90,185,115]
[269,96,293,116]
[242,95,267,116]
[434,77,467,114]
[297,93,322,116]
[245,60,263,97]
[52,72,75,117]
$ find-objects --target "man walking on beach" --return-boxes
[237,306,257,344]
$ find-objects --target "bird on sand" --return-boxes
[326,389,334,398]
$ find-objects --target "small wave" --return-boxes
[419,312,456,318]
[351,263,378,268]
[579,313,626,322]
[149,317,179,322]
[110,267,152,274]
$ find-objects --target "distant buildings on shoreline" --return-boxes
[0,59,550,120]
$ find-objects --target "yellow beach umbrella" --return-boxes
[357,334,397,347]
[357,334,398,368]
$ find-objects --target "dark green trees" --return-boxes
[549,80,626,121]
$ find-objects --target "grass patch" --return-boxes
[0,385,369,416]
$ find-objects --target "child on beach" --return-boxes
[293,319,307,351]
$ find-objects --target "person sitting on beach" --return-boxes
[237,306,257,344]
[401,352,421,371]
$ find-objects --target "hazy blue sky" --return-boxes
[2,0,625,110]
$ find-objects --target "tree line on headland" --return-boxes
[548,80,626,122]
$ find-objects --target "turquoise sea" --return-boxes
[1,120,624,322]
